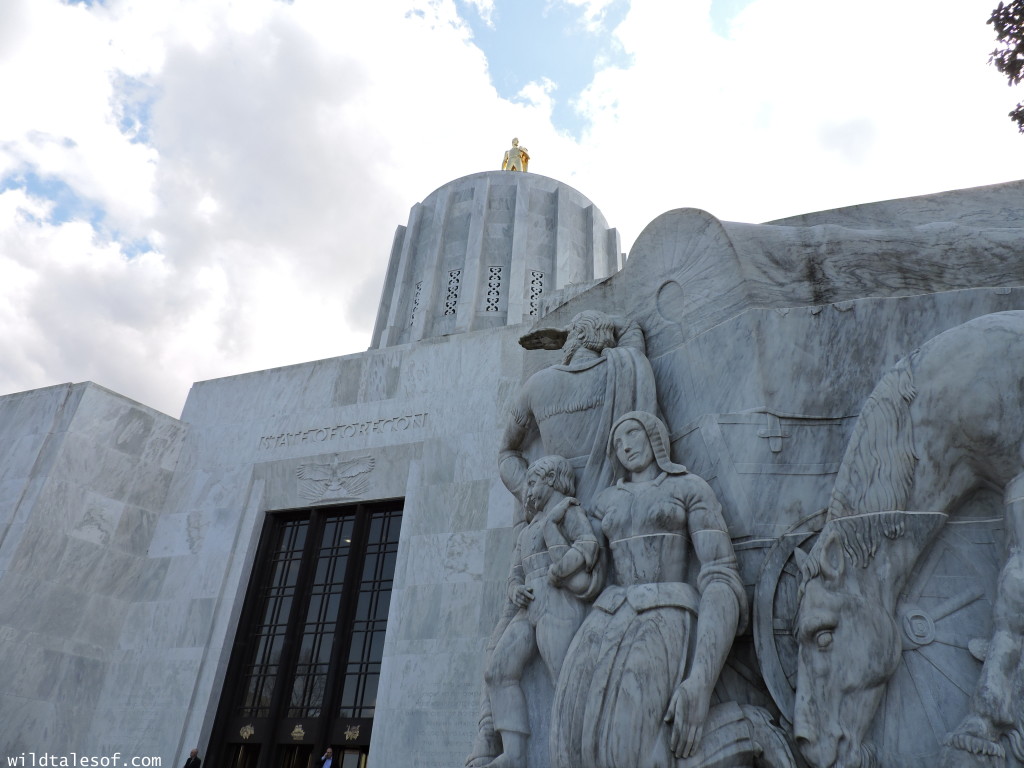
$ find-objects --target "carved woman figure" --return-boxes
[549,411,750,768]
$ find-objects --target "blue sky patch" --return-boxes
[457,0,631,137]
[709,0,756,37]
[2,171,152,258]
[112,73,158,145]
[2,171,104,229]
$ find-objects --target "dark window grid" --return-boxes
[252,624,288,660]
[366,511,400,547]
[279,519,308,548]
[287,663,329,717]
[324,515,356,542]
[297,619,336,664]
[360,547,397,583]
[331,509,396,720]
[353,561,395,620]
[242,581,299,688]
[337,659,381,718]
[238,624,289,716]
[354,577,391,617]
[261,526,306,592]
[286,612,337,717]
[286,519,354,718]
[271,523,308,577]
[360,554,395,584]
[267,557,302,592]
[235,521,308,717]
[249,634,286,674]
[320,522,354,552]
[293,551,350,673]
[336,598,391,716]
[240,665,277,717]
[370,509,402,545]
[257,590,295,631]
[213,502,403,766]
[268,536,306,579]
[310,551,350,595]
[314,546,349,585]
[347,622,388,664]
[305,576,346,622]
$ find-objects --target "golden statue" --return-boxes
[502,138,530,172]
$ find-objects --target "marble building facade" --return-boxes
[2,169,1024,768]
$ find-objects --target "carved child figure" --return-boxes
[482,455,602,768]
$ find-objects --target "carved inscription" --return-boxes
[410,281,423,326]
[259,413,428,450]
[488,196,515,211]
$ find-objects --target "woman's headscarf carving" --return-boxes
[607,410,688,479]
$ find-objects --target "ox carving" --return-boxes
[470,307,1024,768]
[793,311,1024,768]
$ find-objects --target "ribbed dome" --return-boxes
[371,171,621,348]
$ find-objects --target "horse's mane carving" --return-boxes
[828,356,919,518]
[799,512,908,590]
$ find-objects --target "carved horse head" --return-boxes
[793,511,946,768]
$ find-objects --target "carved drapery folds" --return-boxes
[470,308,1024,768]
[468,311,795,768]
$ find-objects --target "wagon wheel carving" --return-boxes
[754,512,1003,768]
[752,509,827,727]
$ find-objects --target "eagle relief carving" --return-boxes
[295,455,376,502]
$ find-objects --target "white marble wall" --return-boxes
[0,323,529,765]
[0,383,185,753]
[156,326,526,766]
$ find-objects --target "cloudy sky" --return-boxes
[1,0,1020,417]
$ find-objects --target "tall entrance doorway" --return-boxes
[208,500,402,768]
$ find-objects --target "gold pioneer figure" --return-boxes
[502,138,529,172]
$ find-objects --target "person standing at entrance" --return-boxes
[319,748,334,768]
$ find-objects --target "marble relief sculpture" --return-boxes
[482,456,603,768]
[480,303,1024,768]
[792,311,1024,768]
[550,412,792,768]
[468,311,658,768]
[474,393,797,767]
[499,310,658,511]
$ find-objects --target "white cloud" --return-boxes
[0,0,1021,418]
[559,0,620,33]
[462,0,497,27]
[562,0,1022,242]
[0,0,569,415]
[0,0,157,229]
